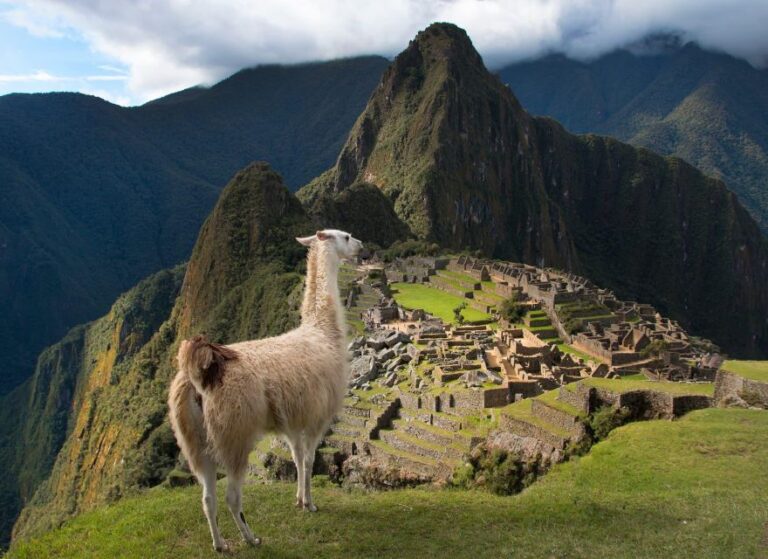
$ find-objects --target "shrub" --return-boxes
[379,239,440,262]
[450,445,542,496]
[499,293,528,323]
[453,302,467,324]
[588,405,631,442]
[564,317,583,335]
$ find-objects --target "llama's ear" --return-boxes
[316,230,330,241]
[296,235,316,246]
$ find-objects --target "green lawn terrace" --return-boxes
[9,408,768,559]
[722,360,768,382]
[253,373,716,506]
[387,282,492,324]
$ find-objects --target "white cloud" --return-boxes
[4,0,768,103]
[0,69,63,81]
[2,5,63,37]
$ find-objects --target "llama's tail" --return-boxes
[176,335,239,391]
[168,368,211,476]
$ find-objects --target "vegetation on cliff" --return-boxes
[0,265,185,547]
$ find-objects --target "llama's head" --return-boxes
[296,229,365,261]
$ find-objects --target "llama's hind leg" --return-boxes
[199,458,225,552]
[225,473,261,546]
[300,431,323,512]
[286,435,305,508]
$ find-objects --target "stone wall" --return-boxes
[714,370,768,407]
[483,387,512,407]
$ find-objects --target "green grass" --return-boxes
[722,360,768,382]
[437,269,480,284]
[8,409,767,558]
[566,378,715,397]
[536,388,585,419]
[500,398,572,438]
[621,373,649,381]
[557,343,605,364]
[390,283,490,323]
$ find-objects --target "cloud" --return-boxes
[2,5,63,37]
[0,70,127,83]
[0,69,63,82]
[4,0,768,103]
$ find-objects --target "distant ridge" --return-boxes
[498,42,768,233]
[0,55,388,394]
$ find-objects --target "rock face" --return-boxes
[0,266,185,547]
[714,370,768,409]
[300,22,768,358]
[348,330,414,389]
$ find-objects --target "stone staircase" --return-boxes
[320,397,400,456]
[365,399,488,479]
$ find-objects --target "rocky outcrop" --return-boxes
[348,330,416,389]
[715,370,768,409]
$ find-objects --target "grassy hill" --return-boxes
[498,43,768,233]
[6,408,767,558]
[0,55,387,394]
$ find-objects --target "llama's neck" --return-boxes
[301,243,345,342]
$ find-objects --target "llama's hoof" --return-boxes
[246,535,262,547]
[213,542,227,553]
[295,498,303,509]
[303,503,318,512]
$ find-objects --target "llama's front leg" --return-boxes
[200,459,225,552]
[287,436,305,508]
[225,474,261,547]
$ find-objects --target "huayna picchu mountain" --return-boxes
[300,22,768,358]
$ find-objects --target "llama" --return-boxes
[168,229,363,551]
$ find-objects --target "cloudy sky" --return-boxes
[1,0,767,106]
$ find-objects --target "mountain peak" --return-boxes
[412,22,481,60]
[392,21,485,81]
[178,162,310,337]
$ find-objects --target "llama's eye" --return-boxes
[345,235,350,242]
